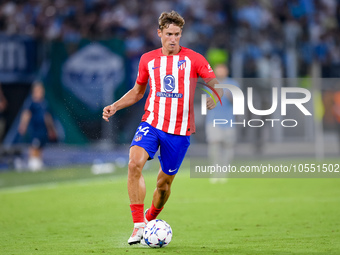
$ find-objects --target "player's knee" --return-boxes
[156,180,171,196]
[128,159,143,177]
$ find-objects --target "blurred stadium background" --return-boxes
[0,0,340,171]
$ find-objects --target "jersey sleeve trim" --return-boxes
[136,54,149,86]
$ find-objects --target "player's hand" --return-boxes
[0,100,7,112]
[48,129,57,141]
[207,97,216,110]
[102,104,117,122]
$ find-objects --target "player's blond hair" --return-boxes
[158,11,185,30]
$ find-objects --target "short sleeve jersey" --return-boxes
[137,47,215,136]
[23,97,49,134]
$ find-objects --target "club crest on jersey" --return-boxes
[134,134,142,142]
[178,60,186,70]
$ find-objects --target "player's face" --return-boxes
[32,85,45,102]
[158,24,182,55]
[215,65,228,79]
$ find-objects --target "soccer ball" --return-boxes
[143,219,172,248]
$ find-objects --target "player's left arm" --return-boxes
[206,78,223,110]
[195,53,223,110]
[44,112,57,141]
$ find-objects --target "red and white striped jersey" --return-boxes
[136,47,215,136]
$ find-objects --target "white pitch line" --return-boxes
[0,175,124,194]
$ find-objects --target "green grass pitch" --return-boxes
[0,160,340,254]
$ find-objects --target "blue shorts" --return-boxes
[31,130,48,149]
[130,122,190,175]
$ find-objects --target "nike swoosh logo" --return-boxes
[152,66,161,70]
[168,169,177,173]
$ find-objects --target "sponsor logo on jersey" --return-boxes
[164,74,175,92]
[156,92,183,98]
[158,74,183,98]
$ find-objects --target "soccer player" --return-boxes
[205,64,239,183]
[18,82,57,171]
[102,10,223,245]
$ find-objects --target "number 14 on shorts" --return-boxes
[134,126,150,142]
[136,126,150,136]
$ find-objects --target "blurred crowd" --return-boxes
[1,0,340,168]
[0,0,340,77]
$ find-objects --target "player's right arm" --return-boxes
[18,109,32,135]
[102,82,147,122]
[103,53,149,122]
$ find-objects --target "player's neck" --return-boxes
[161,46,181,56]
